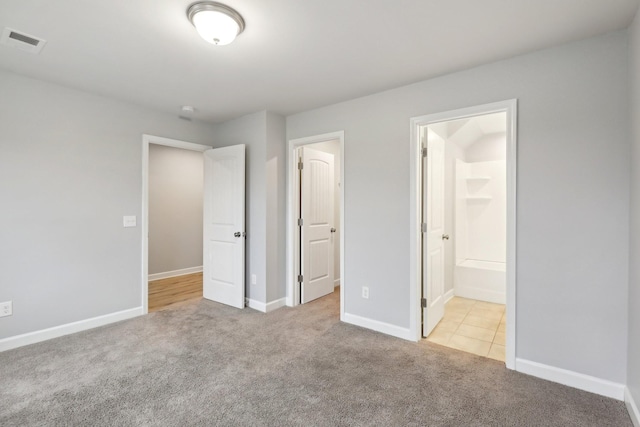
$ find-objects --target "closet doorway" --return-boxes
[286,132,345,317]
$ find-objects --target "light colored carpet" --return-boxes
[0,289,632,426]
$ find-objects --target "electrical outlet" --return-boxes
[251,274,257,285]
[362,287,369,299]
[0,301,12,317]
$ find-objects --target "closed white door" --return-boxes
[423,129,446,336]
[203,144,245,309]
[301,147,335,303]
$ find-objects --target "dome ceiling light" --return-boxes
[187,2,245,46]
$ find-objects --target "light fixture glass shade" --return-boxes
[188,2,245,46]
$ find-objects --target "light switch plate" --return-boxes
[123,216,137,228]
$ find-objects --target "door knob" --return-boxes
[234,232,241,238]
[442,234,450,240]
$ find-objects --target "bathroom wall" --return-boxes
[456,159,507,263]
[465,133,506,163]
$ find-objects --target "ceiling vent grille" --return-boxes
[1,27,46,54]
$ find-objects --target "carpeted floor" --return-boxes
[0,289,632,426]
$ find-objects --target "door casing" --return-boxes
[286,131,345,320]
[409,100,517,369]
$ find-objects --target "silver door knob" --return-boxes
[234,232,241,238]
[442,234,450,240]
[330,228,336,233]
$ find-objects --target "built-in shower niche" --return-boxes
[454,159,506,304]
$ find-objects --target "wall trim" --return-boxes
[626,387,640,427]
[444,289,455,303]
[453,286,505,305]
[334,278,341,287]
[515,358,625,400]
[0,307,143,352]
[245,297,286,313]
[343,312,414,341]
[148,266,203,281]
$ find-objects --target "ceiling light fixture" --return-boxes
[187,2,245,46]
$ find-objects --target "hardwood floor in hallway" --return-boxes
[148,272,203,312]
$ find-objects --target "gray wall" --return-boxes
[287,32,630,383]
[148,144,203,275]
[211,112,267,302]
[628,7,640,414]
[266,112,287,303]
[212,111,287,305]
[0,69,217,339]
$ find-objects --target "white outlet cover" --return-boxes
[123,216,137,227]
[0,301,12,317]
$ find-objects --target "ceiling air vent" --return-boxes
[0,27,47,54]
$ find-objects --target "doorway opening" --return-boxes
[410,100,517,369]
[142,135,211,313]
[142,135,246,314]
[286,131,345,320]
[147,142,204,312]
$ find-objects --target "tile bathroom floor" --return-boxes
[426,296,506,361]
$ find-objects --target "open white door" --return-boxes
[203,144,245,309]
[300,147,335,303]
[423,129,446,336]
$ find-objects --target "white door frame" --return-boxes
[141,134,212,314]
[409,100,517,369]
[286,131,345,319]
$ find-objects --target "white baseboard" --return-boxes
[342,312,414,341]
[515,358,625,400]
[334,278,341,287]
[148,266,203,281]
[0,307,143,352]
[454,285,505,304]
[444,289,455,303]
[245,297,286,313]
[626,387,640,427]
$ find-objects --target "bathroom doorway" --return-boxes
[410,100,517,368]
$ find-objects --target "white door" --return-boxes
[203,144,245,309]
[300,147,335,303]
[423,129,446,336]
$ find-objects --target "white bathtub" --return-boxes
[454,259,506,304]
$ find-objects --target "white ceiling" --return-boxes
[0,0,638,123]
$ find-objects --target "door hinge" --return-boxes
[297,274,303,283]
[421,147,428,158]
[421,298,427,308]
[421,223,427,233]
[298,160,303,170]
[297,218,303,226]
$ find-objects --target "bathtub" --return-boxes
[454,259,505,304]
